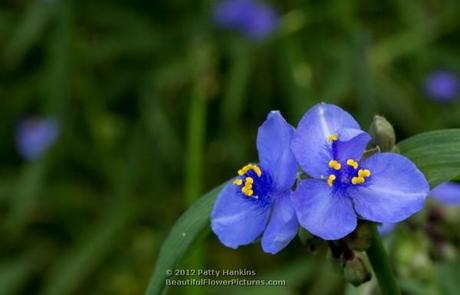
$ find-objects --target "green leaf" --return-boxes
[145,185,222,295]
[398,129,460,187]
[435,259,460,295]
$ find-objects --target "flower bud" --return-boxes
[346,221,373,251]
[343,252,372,286]
[327,250,344,274]
[369,115,396,152]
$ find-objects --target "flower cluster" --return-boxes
[211,103,430,254]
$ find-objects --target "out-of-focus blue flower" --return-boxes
[213,0,279,40]
[430,182,460,206]
[16,117,60,161]
[378,223,396,235]
[291,103,429,240]
[424,70,460,102]
[211,111,298,254]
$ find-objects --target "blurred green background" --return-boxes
[1,0,460,294]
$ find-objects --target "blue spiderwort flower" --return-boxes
[291,103,429,240]
[212,0,279,41]
[211,111,299,254]
[16,117,59,161]
[431,182,460,206]
[424,70,460,102]
[378,223,396,235]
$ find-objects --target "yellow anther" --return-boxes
[346,159,359,169]
[327,174,336,187]
[250,164,262,177]
[237,163,262,177]
[328,160,342,170]
[358,169,371,178]
[245,177,254,184]
[328,134,338,142]
[241,185,254,197]
[238,164,250,175]
[351,176,365,185]
[233,178,243,186]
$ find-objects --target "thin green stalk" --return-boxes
[352,29,376,125]
[5,160,46,234]
[366,224,401,295]
[220,39,250,128]
[185,85,206,206]
[183,76,207,295]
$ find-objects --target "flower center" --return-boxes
[327,158,371,188]
[325,134,371,188]
[233,163,272,200]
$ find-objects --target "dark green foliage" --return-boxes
[1,0,460,294]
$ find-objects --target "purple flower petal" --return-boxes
[349,153,429,223]
[240,4,279,40]
[334,128,372,163]
[257,111,297,192]
[424,70,460,102]
[16,117,60,161]
[431,182,460,206]
[213,0,256,28]
[212,0,279,41]
[261,191,299,254]
[291,179,357,240]
[211,180,271,249]
[291,103,360,178]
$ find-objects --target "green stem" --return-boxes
[366,224,401,295]
[183,61,207,295]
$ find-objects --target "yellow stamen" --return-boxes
[237,163,262,177]
[233,178,243,186]
[236,163,263,196]
[328,160,342,170]
[328,134,338,142]
[358,169,371,178]
[238,164,250,176]
[351,176,365,185]
[241,185,253,197]
[346,159,359,169]
[251,164,262,177]
[327,174,336,187]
